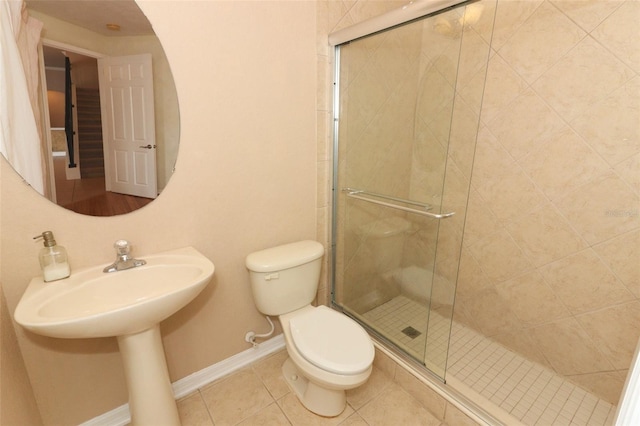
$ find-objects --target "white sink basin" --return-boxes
[14,246,215,338]
[14,245,214,425]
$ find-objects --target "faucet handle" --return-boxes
[114,240,130,255]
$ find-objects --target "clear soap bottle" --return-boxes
[34,231,71,282]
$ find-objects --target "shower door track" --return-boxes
[342,188,455,219]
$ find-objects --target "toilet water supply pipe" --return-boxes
[245,315,275,347]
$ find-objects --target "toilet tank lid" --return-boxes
[246,240,324,272]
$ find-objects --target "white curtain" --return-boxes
[0,0,44,195]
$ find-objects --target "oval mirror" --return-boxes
[9,0,179,216]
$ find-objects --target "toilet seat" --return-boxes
[289,306,374,375]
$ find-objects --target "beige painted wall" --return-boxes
[1,1,316,424]
[0,289,43,426]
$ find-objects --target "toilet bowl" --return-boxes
[246,240,374,417]
[280,305,374,416]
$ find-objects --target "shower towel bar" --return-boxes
[343,187,433,209]
[342,188,455,219]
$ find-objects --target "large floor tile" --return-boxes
[277,392,354,426]
[200,368,274,426]
[357,382,442,426]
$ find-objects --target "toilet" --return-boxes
[246,240,374,417]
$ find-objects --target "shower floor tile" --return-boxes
[362,295,616,426]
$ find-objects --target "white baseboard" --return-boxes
[80,335,285,426]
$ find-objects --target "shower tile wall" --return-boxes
[453,0,640,405]
[318,0,638,408]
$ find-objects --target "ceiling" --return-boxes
[25,0,154,37]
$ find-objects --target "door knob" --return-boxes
[139,144,155,149]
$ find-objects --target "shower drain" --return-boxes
[401,326,422,339]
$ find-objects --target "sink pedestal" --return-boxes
[14,247,215,425]
[117,325,180,425]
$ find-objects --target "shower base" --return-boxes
[362,295,617,426]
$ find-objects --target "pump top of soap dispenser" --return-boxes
[34,231,57,247]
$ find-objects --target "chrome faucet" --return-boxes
[103,240,146,273]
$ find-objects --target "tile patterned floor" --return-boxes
[176,348,448,426]
[362,295,617,426]
[176,296,618,425]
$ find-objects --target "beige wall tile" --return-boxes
[566,370,626,405]
[554,171,640,245]
[456,25,492,100]
[577,301,640,370]
[317,55,331,111]
[540,249,634,315]
[461,189,501,248]
[454,248,494,301]
[346,1,405,28]
[518,127,610,201]
[456,287,523,336]
[551,0,624,32]
[495,270,570,326]
[372,348,397,379]
[490,0,543,50]
[444,402,480,426]
[468,125,511,183]
[475,161,546,223]
[485,88,566,161]
[448,101,483,179]
[506,202,588,267]
[533,36,635,122]
[468,230,533,282]
[468,1,498,45]
[498,1,585,83]
[479,54,528,123]
[594,229,640,297]
[317,109,331,162]
[447,0,638,405]
[394,367,447,419]
[570,76,640,167]
[614,153,640,195]
[593,0,640,73]
[491,330,552,369]
[529,317,613,375]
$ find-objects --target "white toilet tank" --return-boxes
[246,240,324,316]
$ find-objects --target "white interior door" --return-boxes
[98,53,157,199]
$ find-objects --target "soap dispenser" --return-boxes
[34,231,71,282]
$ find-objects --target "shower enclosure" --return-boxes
[331,1,495,381]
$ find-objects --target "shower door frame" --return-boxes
[329,0,491,384]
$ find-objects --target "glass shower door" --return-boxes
[332,2,493,380]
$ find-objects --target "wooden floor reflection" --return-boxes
[62,187,152,216]
[54,156,152,216]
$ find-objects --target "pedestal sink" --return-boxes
[14,246,215,425]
